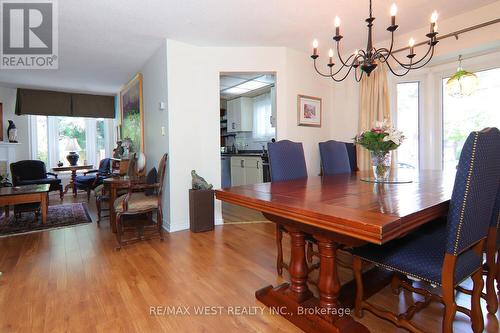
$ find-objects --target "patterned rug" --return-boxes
[0,203,92,237]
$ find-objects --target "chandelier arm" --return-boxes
[313,60,336,77]
[399,46,435,70]
[385,59,412,77]
[373,48,391,63]
[330,65,355,82]
[336,41,349,67]
[390,43,433,68]
[354,67,365,82]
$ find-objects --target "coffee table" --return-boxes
[52,165,93,197]
[0,184,50,224]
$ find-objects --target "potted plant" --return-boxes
[355,120,405,181]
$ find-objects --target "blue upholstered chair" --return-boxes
[344,142,358,172]
[268,140,308,182]
[268,140,310,276]
[319,140,352,175]
[75,158,112,201]
[351,128,500,333]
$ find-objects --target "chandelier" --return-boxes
[446,55,479,97]
[310,0,439,82]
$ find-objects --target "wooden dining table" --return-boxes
[215,169,455,333]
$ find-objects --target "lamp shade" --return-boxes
[65,138,82,152]
[446,69,479,97]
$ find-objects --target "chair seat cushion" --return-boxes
[75,175,96,184]
[114,192,158,213]
[351,223,482,286]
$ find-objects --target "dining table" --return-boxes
[215,169,455,333]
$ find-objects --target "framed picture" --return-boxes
[297,95,322,127]
[120,73,144,153]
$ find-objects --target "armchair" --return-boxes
[10,160,63,200]
[75,158,111,201]
[114,153,167,248]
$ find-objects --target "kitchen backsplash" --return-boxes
[226,132,274,151]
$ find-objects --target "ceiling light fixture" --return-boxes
[310,0,439,82]
[446,55,479,97]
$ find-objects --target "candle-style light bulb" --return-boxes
[430,11,438,23]
[429,11,438,35]
[334,16,341,36]
[433,22,438,33]
[390,3,397,26]
[408,38,415,55]
[312,39,318,56]
[328,49,334,64]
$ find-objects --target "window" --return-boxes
[396,82,420,169]
[31,116,113,167]
[442,67,500,170]
[252,92,274,139]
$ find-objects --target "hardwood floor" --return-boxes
[0,193,498,332]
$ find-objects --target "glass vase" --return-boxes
[370,151,391,181]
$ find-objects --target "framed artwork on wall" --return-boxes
[297,94,321,127]
[120,73,144,153]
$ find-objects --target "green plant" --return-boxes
[354,121,405,152]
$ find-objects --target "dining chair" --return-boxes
[114,153,167,248]
[268,140,318,276]
[344,142,358,172]
[319,140,352,175]
[351,128,500,333]
[456,187,499,315]
[75,158,112,201]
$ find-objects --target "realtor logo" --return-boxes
[0,0,58,69]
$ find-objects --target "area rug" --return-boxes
[0,203,92,237]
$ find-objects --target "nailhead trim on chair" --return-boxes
[453,132,479,256]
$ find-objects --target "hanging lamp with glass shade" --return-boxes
[446,55,479,97]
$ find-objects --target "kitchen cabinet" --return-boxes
[227,97,253,132]
[230,156,263,186]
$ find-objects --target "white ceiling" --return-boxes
[0,0,495,94]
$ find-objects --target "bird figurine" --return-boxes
[191,170,213,190]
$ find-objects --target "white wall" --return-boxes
[331,1,500,163]
[165,40,334,232]
[0,86,30,161]
[138,41,170,221]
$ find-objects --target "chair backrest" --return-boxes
[10,160,47,182]
[490,187,499,228]
[157,154,168,201]
[126,154,137,177]
[345,142,358,172]
[445,128,500,255]
[98,158,111,175]
[267,140,307,182]
[319,140,352,175]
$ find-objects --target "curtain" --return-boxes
[16,88,115,118]
[358,62,392,170]
[252,92,273,139]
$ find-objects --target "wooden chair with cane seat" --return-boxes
[114,153,167,248]
[351,128,500,333]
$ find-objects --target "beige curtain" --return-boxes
[357,62,391,170]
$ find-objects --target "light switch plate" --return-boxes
[161,126,166,136]
[159,102,166,110]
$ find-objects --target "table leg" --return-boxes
[71,170,77,197]
[3,205,8,223]
[109,186,117,233]
[255,215,370,333]
[287,228,313,302]
[41,192,48,224]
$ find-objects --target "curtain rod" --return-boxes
[393,18,500,54]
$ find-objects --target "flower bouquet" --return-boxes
[355,120,405,181]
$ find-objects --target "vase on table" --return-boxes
[370,151,391,181]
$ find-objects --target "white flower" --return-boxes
[383,128,405,146]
